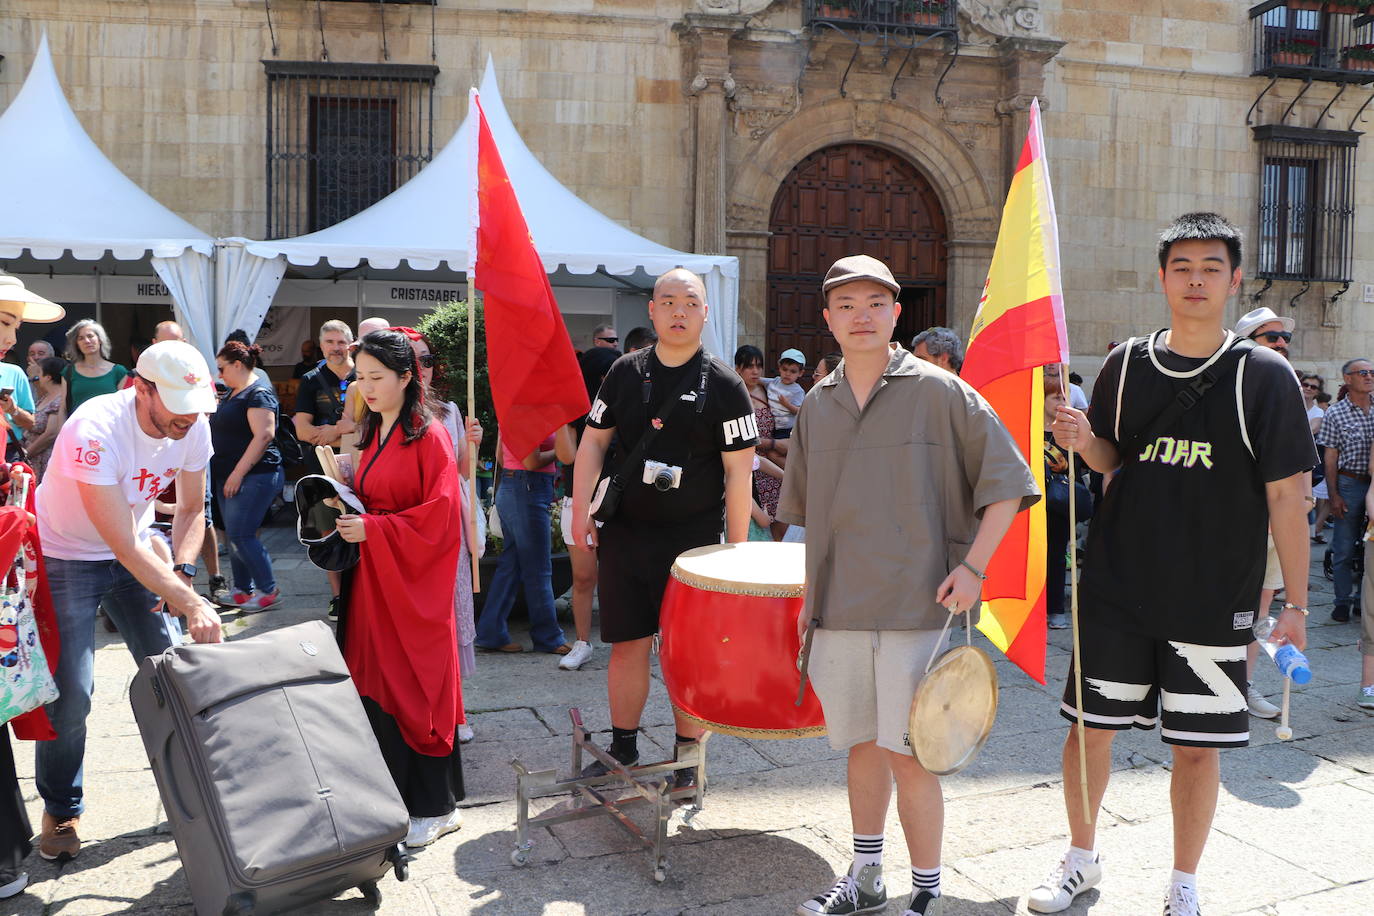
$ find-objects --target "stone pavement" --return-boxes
[10,528,1374,915]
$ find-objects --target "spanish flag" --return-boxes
[961,98,1069,684]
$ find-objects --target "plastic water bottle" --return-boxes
[1253,617,1312,685]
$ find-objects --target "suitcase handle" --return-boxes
[161,732,198,824]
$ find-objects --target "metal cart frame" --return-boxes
[509,708,708,882]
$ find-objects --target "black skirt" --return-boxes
[360,697,464,819]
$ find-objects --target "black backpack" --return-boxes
[274,407,304,467]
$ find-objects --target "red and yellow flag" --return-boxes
[961,98,1068,684]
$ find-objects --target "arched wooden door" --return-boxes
[766,143,947,368]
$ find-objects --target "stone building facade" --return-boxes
[1,1,1371,378]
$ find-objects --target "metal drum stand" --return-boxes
[509,707,708,882]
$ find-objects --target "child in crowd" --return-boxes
[766,348,806,440]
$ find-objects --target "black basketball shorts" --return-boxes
[1059,612,1250,748]
[596,517,721,643]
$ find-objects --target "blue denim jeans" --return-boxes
[37,556,182,818]
[476,469,565,652]
[1333,474,1370,607]
[218,467,283,594]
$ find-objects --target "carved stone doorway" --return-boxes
[766,143,947,369]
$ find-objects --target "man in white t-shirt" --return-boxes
[34,340,222,863]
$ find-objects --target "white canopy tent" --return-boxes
[243,58,739,357]
[0,35,218,358]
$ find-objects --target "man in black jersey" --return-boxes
[570,269,757,777]
[1027,214,1315,916]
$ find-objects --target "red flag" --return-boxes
[471,93,589,459]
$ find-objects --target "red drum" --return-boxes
[658,542,826,739]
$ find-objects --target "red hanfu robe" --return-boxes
[345,420,463,756]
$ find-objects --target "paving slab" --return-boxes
[1213,782,1374,886]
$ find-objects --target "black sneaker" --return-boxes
[327,596,340,622]
[797,866,886,915]
[1333,604,1351,623]
[580,745,638,778]
[903,890,943,916]
[0,868,28,899]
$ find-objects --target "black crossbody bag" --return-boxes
[1118,336,1250,465]
[589,352,708,523]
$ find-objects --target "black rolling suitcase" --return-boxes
[130,620,409,915]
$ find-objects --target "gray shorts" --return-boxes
[808,628,950,755]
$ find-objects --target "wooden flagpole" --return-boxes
[1059,363,1091,825]
[468,291,481,592]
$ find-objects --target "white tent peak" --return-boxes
[0,32,211,260]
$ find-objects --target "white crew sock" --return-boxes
[911,865,940,897]
[1068,845,1096,865]
[1170,868,1197,888]
[851,833,883,876]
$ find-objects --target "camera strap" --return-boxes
[609,349,707,488]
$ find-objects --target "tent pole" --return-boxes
[468,289,481,592]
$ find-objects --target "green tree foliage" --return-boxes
[417,299,496,463]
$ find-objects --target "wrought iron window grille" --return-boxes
[1253,124,1358,283]
[264,60,437,239]
[802,0,960,101]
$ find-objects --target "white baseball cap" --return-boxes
[136,341,219,414]
[0,275,64,323]
[779,348,807,365]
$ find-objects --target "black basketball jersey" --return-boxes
[1080,330,1306,647]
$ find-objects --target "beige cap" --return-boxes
[822,255,901,296]
[0,275,65,323]
[135,341,218,414]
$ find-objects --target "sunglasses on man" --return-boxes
[1301,382,1321,390]
[1251,331,1291,344]
[1348,369,1374,378]
[597,336,619,344]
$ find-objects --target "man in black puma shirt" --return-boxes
[571,269,757,778]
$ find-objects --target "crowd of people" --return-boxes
[0,212,1368,915]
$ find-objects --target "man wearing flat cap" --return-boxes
[34,332,223,863]
[779,255,1038,916]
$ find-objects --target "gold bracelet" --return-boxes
[1282,602,1309,616]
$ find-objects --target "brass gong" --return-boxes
[908,644,999,776]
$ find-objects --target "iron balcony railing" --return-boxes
[805,0,957,34]
[1250,1,1374,84]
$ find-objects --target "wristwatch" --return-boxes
[172,563,198,579]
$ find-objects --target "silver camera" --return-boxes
[643,460,684,492]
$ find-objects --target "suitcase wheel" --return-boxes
[221,892,255,915]
[388,842,411,882]
[358,880,382,907]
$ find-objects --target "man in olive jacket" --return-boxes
[780,255,1038,916]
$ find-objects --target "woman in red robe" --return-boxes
[335,329,464,849]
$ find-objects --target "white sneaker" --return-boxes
[457,723,474,744]
[558,640,594,670]
[1246,682,1279,719]
[1163,882,1201,915]
[404,808,463,848]
[1027,851,1102,913]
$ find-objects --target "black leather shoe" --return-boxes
[1333,604,1351,622]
